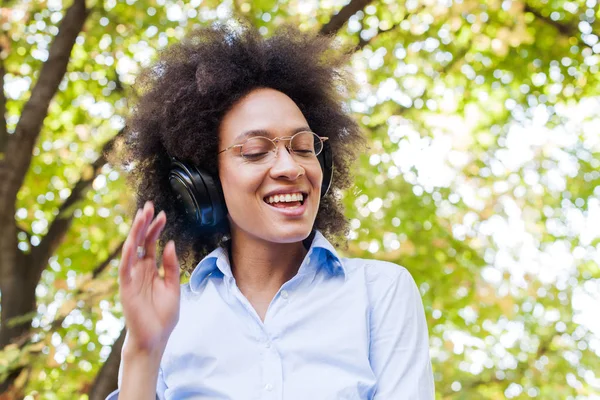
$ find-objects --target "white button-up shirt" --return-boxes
[108,229,435,399]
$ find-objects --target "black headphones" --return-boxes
[169,140,334,233]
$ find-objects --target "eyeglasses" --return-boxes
[218,131,329,164]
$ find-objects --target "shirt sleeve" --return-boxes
[369,268,435,399]
[104,332,168,400]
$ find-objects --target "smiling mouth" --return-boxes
[263,193,307,208]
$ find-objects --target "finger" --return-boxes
[162,241,181,289]
[137,201,154,244]
[134,201,154,248]
[122,202,152,280]
[120,238,133,285]
[144,211,167,261]
[120,209,142,283]
[127,205,150,265]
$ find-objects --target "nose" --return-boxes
[269,141,305,180]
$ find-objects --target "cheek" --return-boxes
[309,165,324,190]
[219,164,263,204]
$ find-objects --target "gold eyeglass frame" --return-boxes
[217,131,329,161]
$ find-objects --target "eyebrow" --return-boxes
[233,126,312,143]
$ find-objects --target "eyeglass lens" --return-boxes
[240,132,323,162]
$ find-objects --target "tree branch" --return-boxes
[16,223,32,246]
[355,23,401,52]
[524,4,575,36]
[7,239,125,353]
[0,237,124,394]
[0,0,89,202]
[352,7,426,52]
[524,3,594,49]
[319,0,375,36]
[441,43,470,75]
[7,239,125,355]
[30,129,124,281]
[93,240,124,279]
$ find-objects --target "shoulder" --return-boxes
[342,259,426,326]
[341,257,415,293]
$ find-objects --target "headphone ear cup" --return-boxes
[318,140,334,198]
[169,158,228,231]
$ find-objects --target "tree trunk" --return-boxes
[0,0,89,394]
[88,329,126,400]
[0,205,39,394]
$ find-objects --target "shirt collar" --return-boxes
[189,229,345,293]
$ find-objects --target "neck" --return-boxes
[227,230,309,294]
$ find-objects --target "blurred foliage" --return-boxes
[0,0,599,398]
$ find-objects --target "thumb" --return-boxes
[162,240,181,289]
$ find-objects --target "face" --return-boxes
[218,88,323,245]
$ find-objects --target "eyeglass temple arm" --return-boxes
[218,143,242,154]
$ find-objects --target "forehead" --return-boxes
[219,88,310,144]
[233,127,312,143]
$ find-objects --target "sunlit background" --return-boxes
[0,0,599,398]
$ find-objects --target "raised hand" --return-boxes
[119,201,181,355]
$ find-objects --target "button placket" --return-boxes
[260,332,282,399]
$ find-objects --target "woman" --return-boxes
[108,22,434,399]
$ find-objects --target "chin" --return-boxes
[229,217,313,243]
[262,225,313,243]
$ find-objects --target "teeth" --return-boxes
[266,193,304,204]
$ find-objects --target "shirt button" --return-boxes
[265,383,273,391]
[280,290,289,299]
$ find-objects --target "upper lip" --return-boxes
[263,188,308,199]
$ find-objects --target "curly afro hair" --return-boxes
[115,22,367,272]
